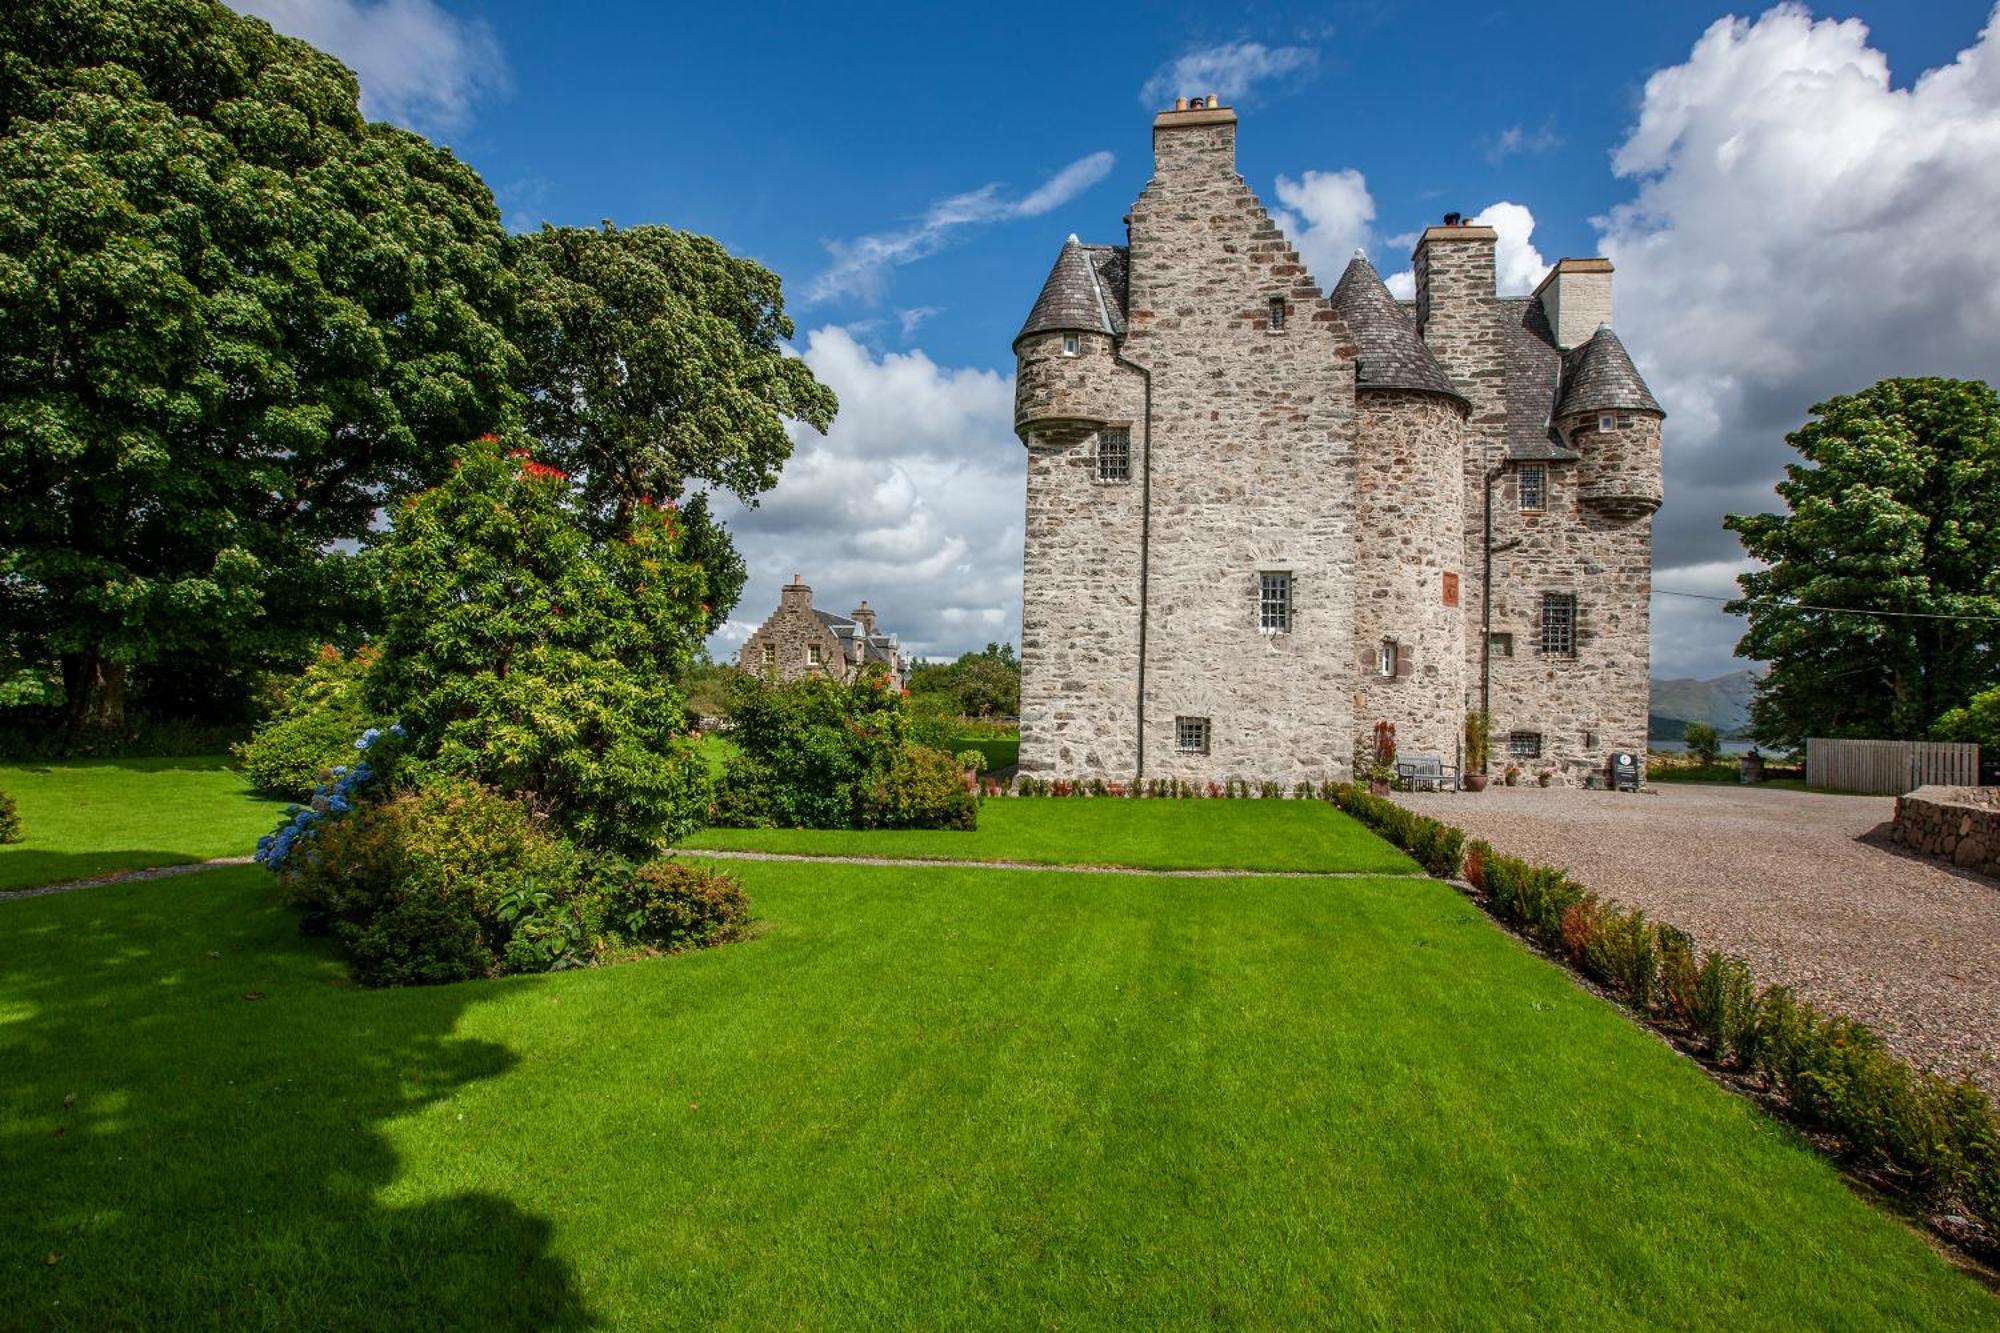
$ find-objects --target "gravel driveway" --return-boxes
[1395,783,2000,1093]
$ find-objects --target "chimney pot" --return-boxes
[1206,93,1218,108]
[1174,96,1188,111]
[1443,211,1462,227]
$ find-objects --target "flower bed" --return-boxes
[1329,782,2000,1252]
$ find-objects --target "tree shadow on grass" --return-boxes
[0,868,594,1328]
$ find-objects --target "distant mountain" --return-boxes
[1649,669,1762,738]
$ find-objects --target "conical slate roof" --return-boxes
[1330,254,1465,402]
[1014,237,1127,346]
[1555,326,1663,418]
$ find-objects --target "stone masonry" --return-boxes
[737,576,906,689]
[1892,785,2000,877]
[1013,98,1663,786]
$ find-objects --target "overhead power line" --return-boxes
[1652,587,2000,623]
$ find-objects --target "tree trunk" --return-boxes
[62,653,129,737]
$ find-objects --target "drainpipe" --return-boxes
[1114,348,1154,778]
[1479,458,1520,773]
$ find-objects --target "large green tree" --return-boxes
[0,0,520,732]
[509,222,838,532]
[1726,377,2000,747]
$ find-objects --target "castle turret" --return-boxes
[1013,237,1128,447]
[1557,326,1664,517]
[1334,253,1472,763]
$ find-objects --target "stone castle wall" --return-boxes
[1483,458,1654,782]
[1353,390,1469,764]
[1017,330,1148,776]
[1120,114,1357,787]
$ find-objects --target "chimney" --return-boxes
[780,574,811,612]
[1152,93,1235,178]
[1533,258,1614,350]
[850,600,877,636]
[1411,213,1496,341]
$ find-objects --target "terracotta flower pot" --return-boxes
[1464,773,1489,792]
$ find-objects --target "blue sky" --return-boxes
[241,0,2000,677]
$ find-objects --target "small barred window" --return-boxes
[760,643,775,667]
[1269,297,1286,331]
[1539,593,1576,657]
[1508,731,1542,759]
[1098,428,1131,482]
[1175,716,1210,754]
[1258,571,1292,632]
[1519,463,1547,512]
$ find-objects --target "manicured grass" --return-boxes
[3,860,1991,1327]
[0,756,282,892]
[681,796,1420,874]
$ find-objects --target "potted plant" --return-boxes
[1504,763,1521,787]
[1365,720,1398,795]
[1536,767,1554,788]
[1463,710,1491,791]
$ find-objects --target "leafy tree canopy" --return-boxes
[905,642,1020,719]
[1726,377,2000,748]
[510,222,837,531]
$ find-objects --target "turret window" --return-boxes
[1519,463,1547,512]
[1598,412,1618,432]
[1061,334,1080,357]
[1259,571,1292,632]
[1098,428,1131,482]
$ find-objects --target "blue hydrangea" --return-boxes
[255,722,403,871]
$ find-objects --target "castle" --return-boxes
[1012,98,1662,787]
[738,576,907,690]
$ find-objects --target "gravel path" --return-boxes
[1395,784,2000,1093]
[0,856,254,903]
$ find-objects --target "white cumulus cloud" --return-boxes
[808,152,1115,305]
[1598,3,2000,675]
[230,0,508,135]
[1272,168,1377,292]
[1140,40,1318,107]
[707,328,1023,662]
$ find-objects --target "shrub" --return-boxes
[1682,721,1723,767]
[716,667,972,830]
[1691,949,1758,1064]
[858,744,978,830]
[1581,907,1659,1010]
[276,780,587,986]
[1326,784,1463,878]
[369,437,714,857]
[606,859,750,953]
[235,646,378,798]
[0,789,20,844]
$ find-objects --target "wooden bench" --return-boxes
[1395,753,1459,792]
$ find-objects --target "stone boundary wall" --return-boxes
[1891,785,2000,877]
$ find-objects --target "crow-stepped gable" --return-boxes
[1012,97,1663,786]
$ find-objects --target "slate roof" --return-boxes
[813,610,902,669]
[1331,255,1464,402]
[1015,237,1128,345]
[1555,326,1664,418]
[1499,298,1578,461]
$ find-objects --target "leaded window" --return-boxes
[760,642,775,667]
[1519,463,1547,512]
[1258,571,1292,632]
[1539,592,1576,657]
[1176,716,1210,754]
[1098,428,1131,482]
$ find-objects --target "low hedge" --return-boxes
[1337,786,2000,1241]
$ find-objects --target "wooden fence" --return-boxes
[1804,738,1979,795]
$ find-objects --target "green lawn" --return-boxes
[680,796,1420,874]
[0,756,282,892]
[3,858,1992,1328]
